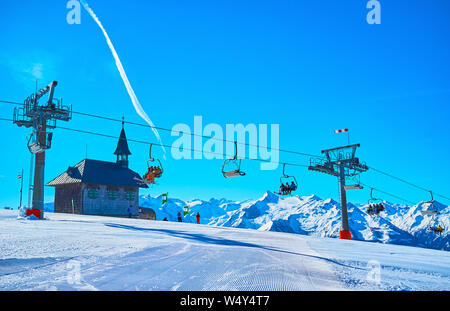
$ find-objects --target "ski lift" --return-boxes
[366,188,385,216]
[420,194,444,234]
[27,130,53,154]
[425,191,435,205]
[424,213,445,235]
[421,191,439,214]
[344,175,363,191]
[222,141,246,178]
[137,144,163,185]
[429,224,445,235]
[276,163,298,196]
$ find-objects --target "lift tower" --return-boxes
[13,81,72,218]
[309,144,368,240]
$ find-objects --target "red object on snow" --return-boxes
[339,230,352,240]
[196,213,200,224]
[25,209,41,219]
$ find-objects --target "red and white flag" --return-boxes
[17,174,22,179]
[334,128,348,134]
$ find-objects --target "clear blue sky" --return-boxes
[1,0,449,208]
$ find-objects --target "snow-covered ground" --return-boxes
[1,209,449,291]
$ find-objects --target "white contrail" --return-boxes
[80,0,166,157]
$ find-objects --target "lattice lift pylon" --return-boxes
[309,143,369,240]
[13,81,72,218]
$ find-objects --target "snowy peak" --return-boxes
[259,191,280,204]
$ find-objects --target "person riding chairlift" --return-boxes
[290,181,297,192]
[279,182,291,195]
[143,170,155,184]
[376,203,384,213]
[143,165,162,183]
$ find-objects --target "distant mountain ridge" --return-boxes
[139,191,449,251]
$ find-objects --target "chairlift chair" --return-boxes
[344,175,363,191]
[428,216,445,235]
[429,224,445,235]
[420,194,444,234]
[222,141,246,178]
[421,191,439,214]
[367,188,384,215]
[138,144,163,185]
[276,163,298,196]
[27,130,53,154]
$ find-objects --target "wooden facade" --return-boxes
[53,183,140,217]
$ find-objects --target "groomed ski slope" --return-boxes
[0,210,449,291]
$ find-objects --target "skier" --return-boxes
[177,211,182,222]
[127,205,133,218]
[290,181,297,192]
[285,182,291,195]
[196,212,200,224]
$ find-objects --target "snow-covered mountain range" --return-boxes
[138,191,449,251]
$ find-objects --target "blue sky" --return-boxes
[1,0,449,208]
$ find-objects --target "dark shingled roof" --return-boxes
[46,159,148,188]
[114,128,131,156]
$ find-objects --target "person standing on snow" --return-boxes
[196,212,200,224]
[127,205,133,218]
[177,211,182,222]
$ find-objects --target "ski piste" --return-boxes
[1,0,449,297]
[2,208,449,291]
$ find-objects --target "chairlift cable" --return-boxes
[360,182,415,205]
[1,105,450,203]
[0,100,321,159]
[367,166,450,201]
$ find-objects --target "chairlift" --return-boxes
[137,144,163,185]
[276,163,298,196]
[27,130,53,154]
[367,188,385,216]
[421,191,439,214]
[425,191,435,205]
[429,223,445,235]
[344,175,363,191]
[420,193,444,234]
[425,213,445,235]
[222,141,246,178]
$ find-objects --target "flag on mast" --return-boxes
[334,128,350,144]
[18,174,22,179]
[162,193,168,205]
[334,128,348,134]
